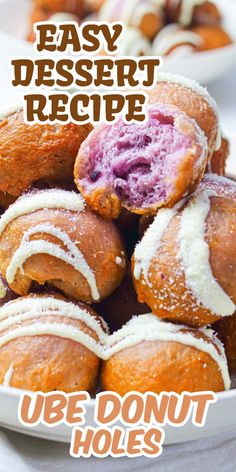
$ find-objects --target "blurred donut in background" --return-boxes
[98,0,165,40]
[165,0,221,27]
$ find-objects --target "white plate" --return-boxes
[0,0,236,84]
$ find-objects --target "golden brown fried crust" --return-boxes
[0,294,102,393]
[0,205,127,303]
[79,187,122,220]
[208,137,229,176]
[101,339,224,394]
[215,312,236,374]
[0,110,93,197]
[33,0,87,16]
[132,195,236,327]
[191,25,232,51]
[148,82,218,160]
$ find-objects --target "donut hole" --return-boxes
[80,104,200,211]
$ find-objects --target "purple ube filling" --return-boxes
[80,104,200,209]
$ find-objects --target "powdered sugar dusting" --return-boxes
[106,314,230,389]
[6,224,100,300]
[156,72,221,150]
[0,190,85,236]
[178,189,236,317]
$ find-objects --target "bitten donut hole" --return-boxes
[82,105,197,211]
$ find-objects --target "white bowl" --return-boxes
[0,383,236,445]
[0,0,236,84]
[0,0,235,446]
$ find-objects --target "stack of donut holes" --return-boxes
[0,72,235,396]
[27,0,233,59]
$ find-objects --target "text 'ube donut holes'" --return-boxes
[0,293,107,393]
[101,315,230,395]
[132,175,236,327]
[0,102,92,198]
[74,102,208,219]
[0,189,127,303]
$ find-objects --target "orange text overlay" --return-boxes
[18,391,216,458]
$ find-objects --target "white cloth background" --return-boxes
[0,426,236,471]
[0,12,236,471]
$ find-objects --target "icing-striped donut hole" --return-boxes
[0,298,230,390]
[152,24,203,57]
[0,189,100,301]
[134,175,236,319]
[99,0,164,26]
[155,72,222,151]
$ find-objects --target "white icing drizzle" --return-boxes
[0,297,107,340]
[204,173,236,188]
[179,0,205,26]
[5,224,99,301]
[178,189,236,317]
[0,98,23,122]
[0,323,105,358]
[165,45,196,59]
[105,314,231,390]
[6,239,100,300]
[99,0,163,26]
[99,0,137,23]
[134,208,178,284]
[0,280,6,299]
[3,363,14,387]
[0,190,85,236]
[152,24,202,56]
[0,190,101,300]
[0,296,107,358]
[116,27,150,56]
[0,297,230,389]
[155,72,221,151]
[134,199,186,284]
